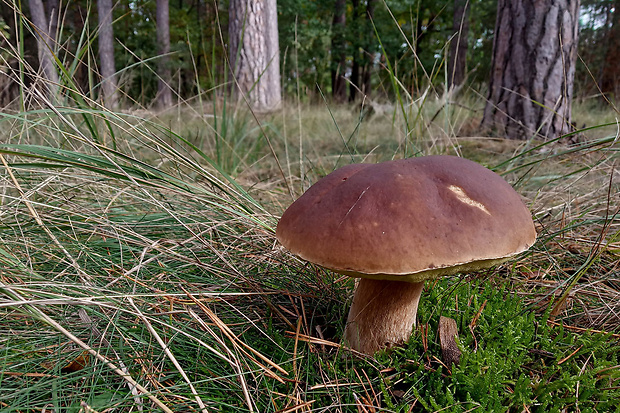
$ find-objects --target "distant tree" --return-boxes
[331,0,347,102]
[447,0,470,89]
[229,0,281,111]
[47,0,59,45]
[156,0,173,109]
[69,3,91,94]
[97,0,119,109]
[349,0,362,102]
[349,0,376,102]
[482,0,580,140]
[600,0,620,97]
[0,15,17,107]
[361,0,376,98]
[28,0,60,99]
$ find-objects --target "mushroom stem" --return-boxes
[344,278,424,354]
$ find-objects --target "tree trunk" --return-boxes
[349,0,360,102]
[447,0,470,90]
[28,0,60,100]
[97,0,119,109]
[348,0,375,102]
[600,0,620,97]
[0,4,20,108]
[264,0,281,108]
[331,0,347,103]
[156,0,173,109]
[481,0,580,140]
[71,4,89,94]
[228,0,281,111]
[46,0,59,46]
[362,0,375,98]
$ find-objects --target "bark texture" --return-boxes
[447,0,470,89]
[229,0,281,111]
[156,0,173,109]
[345,279,424,355]
[481,0,580,140]
[28,0,60,99]
[97,0,119,109]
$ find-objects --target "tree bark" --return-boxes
[481,0,580,140]
[331,0,347,103]
[264,0,281,108]
[97,0,119,109]
[28,0,60,100]
[600,0,620,97]
[228,0,281,111]
[447,0,470,90]
[156,0,173,109]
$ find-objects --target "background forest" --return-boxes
[1,0,619,109]
[0,0,619,412]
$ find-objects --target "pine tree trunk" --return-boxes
[97,0,119,109]
[156,0,173,109]
[28,0,60,100]
[331,0,347,103]
[481,0,580,140]
[447,0,469,90]
[600,0,620,97]
[264,0,281,108]
[229,0,281,111]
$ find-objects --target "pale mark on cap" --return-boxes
[338,185,372,228]
[448,185,490,215]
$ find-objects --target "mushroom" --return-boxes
[276,155,537,355]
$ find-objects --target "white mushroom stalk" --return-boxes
[345,279,424,354]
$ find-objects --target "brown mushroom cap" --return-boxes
[276,155,536,282]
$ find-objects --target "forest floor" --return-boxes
[1,96,619,411]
